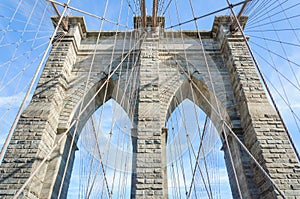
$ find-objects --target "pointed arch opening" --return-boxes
[67,98,133,198]
[166,98,232,198]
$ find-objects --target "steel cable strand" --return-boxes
[187,116,210,199]
[165,15,183,198]
[47,0,128,28]
[187,0,243,196]
[165,0,251,30]
[166,90,183,198]
[177,87,202,198]
[247,1,298,27]
[0,2,51,96]
[225,0,296,196]
[246,0,278,24]
[0,39,50,69]
[11,25,145,199]
[85,116,112,199]
[175,88,212,198]
[275,0,300,44]
[247,34,300,48]
[83,117,102,198]
[250,41,300,68]
[189,58,216,197]
[247,13,300,30]
[172,0,197,196]
[1,0,72,166]
[102,0,129,194]
[251,19,300,135]
[0,0,41,90]
[166,114,180,198]
[163,13,219,195]
[188,85,214,198]
[0,35,50,48]
[0,0,24,44]
[169,23,208,197]
[86,33,145,198]
[248,22,300,137]
[56,0,117,196]
[251,48,300,92]
[260,73,300,140]
[111,3,132,196]
[264,9,300,87]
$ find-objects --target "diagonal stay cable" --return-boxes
[189,84,214,198]
[247,13,300,30]
[0,0,71,163]
[0,35,50,48]
[165,4,214,194]
[246,27,300,32]
[0,0,40,91]
[0,0,24,44]
[85,116,112,199]
[12,31,145,198]
[247,0,287,25]
[0,39,50,68]
[172,0,198,196]
[247,1,299,26]
[162,41,287,198]
[0,15,53,30]
[250,41,300,68]
[264,7,300,87]
[275,0,300,44]
[188,0,242,196]
[56,0,121,195]
[187,116,210,199]
[47,0,128,28]
[226,0,298,196]
[126,0,136,15]
[165,15,184,197]
[248,34,300,48]
[0,2,51,94]
[264,76,300,133]
[251,48,300,92]
[165,0,252,29]
[162,0,173,15]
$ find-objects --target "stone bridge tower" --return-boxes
[0,15,299,199]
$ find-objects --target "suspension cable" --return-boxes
[165,0,251,29]
[225,0,300,163]
[12,30,145,198]
[1,0,71,163]
[47,0,128,28]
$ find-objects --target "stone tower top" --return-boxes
[133,16,165,29]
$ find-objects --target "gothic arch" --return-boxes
[160,52,237,132]
[1,15,299,199]
[165,77,231,134]
[58,73,133,136]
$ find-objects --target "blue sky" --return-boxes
[0,0,300,198]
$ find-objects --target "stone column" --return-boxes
[0,17,86,198]
[130,30,168,198]
[161,127,168,198]
[217,16,300,198]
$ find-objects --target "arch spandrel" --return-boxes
[57,36,139,133]
[1,14,299,199]
[165,78,232,134]
[159,51,239,133]
[57,70,135,136]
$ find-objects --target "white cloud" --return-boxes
[0,92,32,107]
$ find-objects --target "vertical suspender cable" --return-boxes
[11,31,144,199]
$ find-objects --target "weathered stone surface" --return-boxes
[0,16,299,199]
